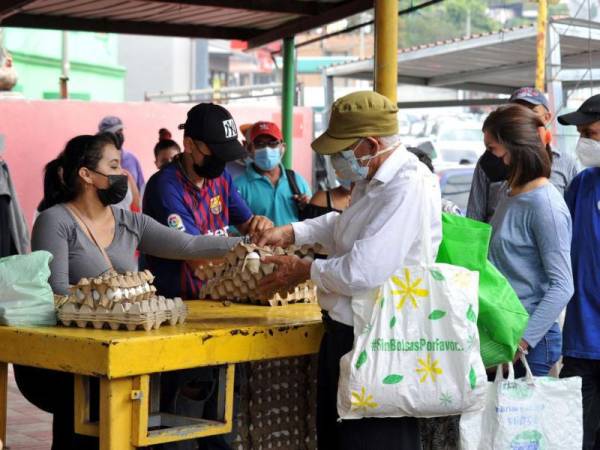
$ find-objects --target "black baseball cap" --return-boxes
[558,94,600,126]
[178,103,247,161]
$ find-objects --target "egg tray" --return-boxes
[66,270,157,310]
[58,296,187,331]
[195,243,321,306]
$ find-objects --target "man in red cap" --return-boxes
[235,121,312,226]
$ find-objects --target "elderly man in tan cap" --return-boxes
[255,91,442,449]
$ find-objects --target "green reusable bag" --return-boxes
[0,251,57,326]
[435,213,529,367]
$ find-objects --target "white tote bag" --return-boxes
[337,197,487,419]
[459,355,583,450]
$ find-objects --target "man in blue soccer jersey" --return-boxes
[143,103,272,300]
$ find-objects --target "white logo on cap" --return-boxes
[222,119,237,139]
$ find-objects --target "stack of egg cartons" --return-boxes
[196,243,320,306]
[57,270,187,331]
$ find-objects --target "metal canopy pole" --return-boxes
[535,0,548,91]
[60,30,69,99]
[282,36,295,170]
[374,0,398,103]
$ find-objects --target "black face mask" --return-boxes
[193,155,226,179]
[190,141,225,179]
[479,151,509,183]
[91,170,129,205]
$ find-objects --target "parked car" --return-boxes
[430,120,484,165]
[436,164,475,214]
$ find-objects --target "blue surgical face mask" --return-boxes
[331,139,400,182]
[337,178,353,190]
[330,140,370,182]
[254,147,281,171]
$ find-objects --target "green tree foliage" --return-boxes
[398,0,501,47]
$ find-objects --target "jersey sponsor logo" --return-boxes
[205,226,229,236]
[210,195,223,215]
[167,213,186,232]
[222,119,237,138]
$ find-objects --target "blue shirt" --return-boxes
[564,168,600,359]
[121,149,145,193]
[235,164,311,226]
[489,183,573,348]
[142,158,252,299]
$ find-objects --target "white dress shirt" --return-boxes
[292,147,442,326]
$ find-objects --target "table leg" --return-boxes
[0,362,7,445]
[100,377,134,450]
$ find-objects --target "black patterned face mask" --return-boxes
[479,151,509,182]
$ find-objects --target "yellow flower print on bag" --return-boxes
[416,354,443,383]
[391,268,429,310]
[351,387,379,412]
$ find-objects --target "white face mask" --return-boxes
[575,137,600,167]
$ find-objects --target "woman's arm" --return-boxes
[523,201,574,348]
[137,213,243,259]
[31,210,71,295]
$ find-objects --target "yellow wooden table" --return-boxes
[0,301,324,450]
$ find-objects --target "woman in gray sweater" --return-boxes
[15,133,256,450]
[483,105,574,377]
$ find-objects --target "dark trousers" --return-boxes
[13,365,99,450]
[317,312,421,450]
[561,357,600,450]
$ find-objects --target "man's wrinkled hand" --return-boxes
[247,215,273,239]
[258,255,311,296]
[253,224,295,247]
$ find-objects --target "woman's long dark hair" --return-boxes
[482,104,552,188]
[38,133,115,212]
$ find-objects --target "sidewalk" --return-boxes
[5,365,51,450]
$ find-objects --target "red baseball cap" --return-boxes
[250,121,282,142]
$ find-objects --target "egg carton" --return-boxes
[58,296,187,331]
[196,243,321,306]
[66,270,157,310]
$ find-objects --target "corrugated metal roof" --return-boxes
[0,0,373,47]
[325,19,600,93]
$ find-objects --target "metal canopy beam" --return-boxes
[553,22,600,41]
[396,26,537,64]
[325,59,373,76]
[1,13,258,40]
[0,0,35,21]
[141,0,337,15]
[247,0,373,48]
[557,68,600,81]
[398,98,508,109]
[452,83,517,94]
[428,61,536,87]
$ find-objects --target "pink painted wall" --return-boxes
[0,100,313,229]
